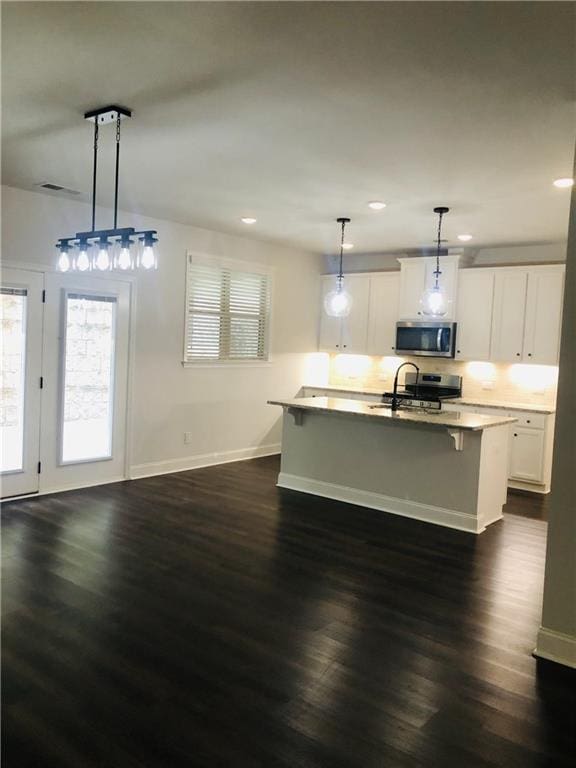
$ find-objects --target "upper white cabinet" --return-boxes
[490,270,529,362]
[398,255,459,320]
[367,272,400,356]
[522,267,565,365]
[398,260,426,319]
[318,263,565,366]
[318,274,370,353]
[455,270,495,361]
[490,265,565,364]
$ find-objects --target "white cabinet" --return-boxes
[455,270,495,361]
[443,401,554,492]
[490,270,528,362]
[522,268,565,365]
[490,266,565,364]
[398,255,459,320]
[509,427,545,484]
[318,275,370,353]
[367,272,400,356]
[398,260,426,319]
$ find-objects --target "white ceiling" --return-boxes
[2,1,575,255]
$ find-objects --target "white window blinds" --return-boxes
[184,255,271,362]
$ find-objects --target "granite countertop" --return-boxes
[269,397,517,432]
[450,397,555,414]
[303,385,556,414]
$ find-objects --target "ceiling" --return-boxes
[2,1,575,255]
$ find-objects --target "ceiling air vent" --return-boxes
[35,182,81,195]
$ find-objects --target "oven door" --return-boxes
[395,322,456,358]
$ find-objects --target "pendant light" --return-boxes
[421,206,449,317]
[324,217,353,318]
[56,105,158,272]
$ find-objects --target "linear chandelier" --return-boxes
[56,105,158,273]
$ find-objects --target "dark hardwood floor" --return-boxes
[2,456,575,767]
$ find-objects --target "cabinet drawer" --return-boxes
[511,412,546,429]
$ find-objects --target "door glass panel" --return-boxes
[0,288,27,473]
[61,294,116,463]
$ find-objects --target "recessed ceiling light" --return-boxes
[553,177,574,188]
[457,234,473,242]
[342,242,354,250]
[368,201,386,210]
[241,217,257,224]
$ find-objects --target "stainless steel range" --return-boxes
[382,372,462,411]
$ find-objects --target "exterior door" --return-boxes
[0,269,44,498]
[39,273,131,493]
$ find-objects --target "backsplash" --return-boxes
[326,354,558,407]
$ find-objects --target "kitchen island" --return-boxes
[268,397,516,533]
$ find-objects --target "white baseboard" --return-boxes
[534,626,576,669]
[2,474,127,502]
[509,480,550,495]
[130,443,281,480]
[277,472,483,533]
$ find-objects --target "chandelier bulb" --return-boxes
[57,251,70,272]
[118,246,132,270]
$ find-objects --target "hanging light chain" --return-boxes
[339,218,346,281]
[435,209,443,286]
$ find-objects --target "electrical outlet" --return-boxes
[481,381,495,391]
[184,432,193,444]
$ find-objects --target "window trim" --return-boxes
[183,251,273,367]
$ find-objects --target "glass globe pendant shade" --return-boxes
[421,284,447,317]
[324,281,352,318]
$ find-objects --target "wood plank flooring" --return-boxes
[2,455,575,767]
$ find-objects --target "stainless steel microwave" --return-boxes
[395,321,457,358]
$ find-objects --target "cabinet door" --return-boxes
[490,270,528,362]
[509,427,545,483]
[455,270,494,361]
[398,260,426,319]
[367,273,400,356]
[340,276,370,353]
[318,276,343,351]
[424,258,458,321]
[522,268,565,365]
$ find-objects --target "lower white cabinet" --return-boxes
[509,427,545,484]
[443,402,554,492]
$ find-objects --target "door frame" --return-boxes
[1,260,138,498]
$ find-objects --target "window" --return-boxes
[184,254,271,363]
[61,293,117,463]
[0,288,27,472]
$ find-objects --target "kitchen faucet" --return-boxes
[391,362,420,411]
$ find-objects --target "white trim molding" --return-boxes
[277,473,484,533]
[534,627,576,669]
[130,443,281,480]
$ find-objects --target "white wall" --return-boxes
[1,186,323,477]
[535,181,576,669]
